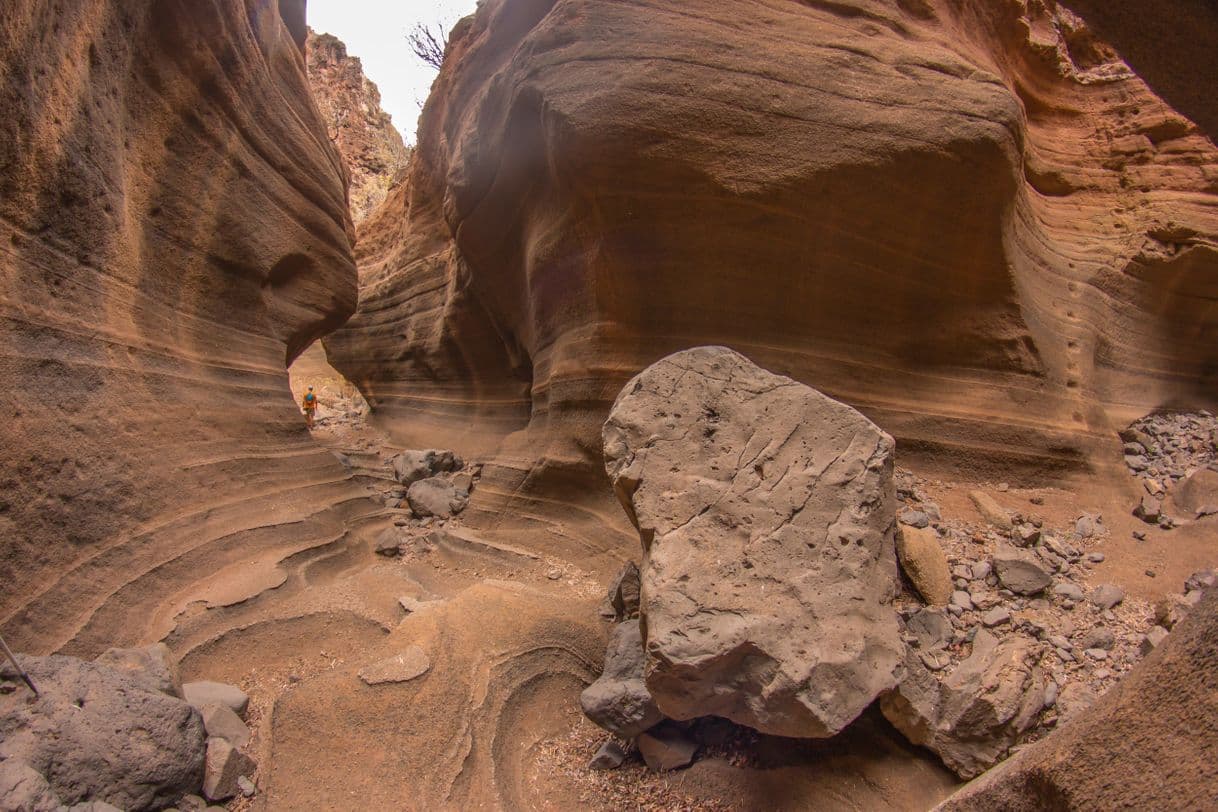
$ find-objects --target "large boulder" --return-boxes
[579,620,663,739]
[603,347,902,738]
[406,477,470,519]
[881,630,1045,779]
[0,655,206,811]
[393,450,464,486]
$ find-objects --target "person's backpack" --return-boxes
[304,392,315,406]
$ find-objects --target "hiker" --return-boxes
[302,386,320,428]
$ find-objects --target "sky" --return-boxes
[307,0,479,144]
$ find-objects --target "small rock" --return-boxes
[1074,513,1104,539]
[971,561,992,581]
[358,647,431,685]
[1029,496,1044,506]
[1053,583,1085,602]
[1145,569,1156,578]
[199,703,251,750]
[1133,494,1161,523]
[1079,627,1115,651]
[547,568,562,580]
[1013,523,1040,546]
[992,546,1052,596]
[1085,552,1105,564]
[950,591,974,611]
[970,491,1013,530]
[1088,584,1125,610]
[237,776,257,798]
[588,740,627,771]
[374,528,402,556]
[896,526,952,606]
[1048,635,1072,651]
[637,726,699,772]
[1139,625,1169,655]
[1185,569,1217,593]
[1084,648,1109,661]
[202,738,257,802]
[1094,668,1112,680]
[580,620,663,738]
[1132,530,1147,541]
[183,681,250,719]
[898,508,930,529]
[1043,681,1058,707]
[981,607,1011,627]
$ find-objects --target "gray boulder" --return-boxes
[881,630,1045,779]
[992,546,1052,596]
[603,347,902,738]
[183,681,249,719]
[580,620,662,738]
[0,655,206,811]
[392,449,463,485]
[374,527,403,556]
[94,643,181,697]
[406,477,470,519]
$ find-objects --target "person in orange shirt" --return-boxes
[302,386,320,428]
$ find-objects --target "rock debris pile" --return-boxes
[1122,411,1218,527]
[0,645,257,810]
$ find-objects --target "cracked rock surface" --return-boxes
[603,346,902,738]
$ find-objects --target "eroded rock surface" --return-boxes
[0,0,358,656]
[604,347,902,738]
[326,0,1218,514]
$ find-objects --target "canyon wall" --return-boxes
[326,0,1218,531]
[0,0,360,655]
[306,28,410,225]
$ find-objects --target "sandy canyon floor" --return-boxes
[148,346,1215,811]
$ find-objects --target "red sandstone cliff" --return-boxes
[0,0,359,654]
[326,0,1218,521]
[306,28,410,225]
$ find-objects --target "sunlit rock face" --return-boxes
[326,0,1216,520]
[0,0,358,654]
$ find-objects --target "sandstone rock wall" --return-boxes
[326,0,1218,529]
[0,0,359,654]
[306,28,410,225]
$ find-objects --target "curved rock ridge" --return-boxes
[0,0,359,654]
[306,28,411,225]
[326,0,1218,524]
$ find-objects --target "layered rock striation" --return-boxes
[306,29,411,224]
[0,0,359,654]
[327,0,1218,515]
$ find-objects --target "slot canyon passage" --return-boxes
[1,0,1217,809]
